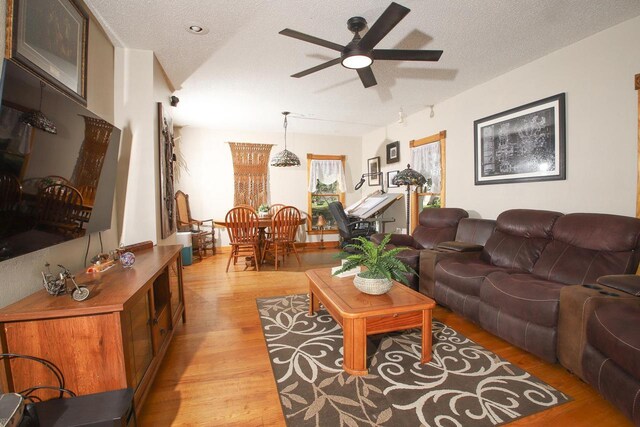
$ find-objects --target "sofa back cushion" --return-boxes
[412,208,468,249]
[481,209,562,272]
[455,218,496,246]
[533,213,640,285]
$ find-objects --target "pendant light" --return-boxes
[20,81,57,134]
[270,111,300,167]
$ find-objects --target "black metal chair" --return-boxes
[328,201,376,248]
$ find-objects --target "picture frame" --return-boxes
[387,170,399,188]
[367,156,381,186]
[386,140,400,164]
[474,93,565,185]
[6,0,89,105]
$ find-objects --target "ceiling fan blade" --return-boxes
[373,49,443,61]
[291,57,342,78]
[357,67,377,88]
[279,29,344,52]
[358,2,410,51]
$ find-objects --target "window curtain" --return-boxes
[308,159,347,193]
[411,142,441,193]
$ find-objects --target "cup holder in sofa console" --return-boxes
[598,291,620,297]
[582,284,602,290]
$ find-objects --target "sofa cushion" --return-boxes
[480,271,565,327]
[454,218,496,246]
[412,208,468,249]
[587,302,640,380]
[481,209,562,272]
[533,213,640,285]
[435,258,514,297]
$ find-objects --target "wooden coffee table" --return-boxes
[306,268,436,376]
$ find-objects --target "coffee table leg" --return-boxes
[421,309,433,364]
[309,286,319,315]
[343,318,368,376]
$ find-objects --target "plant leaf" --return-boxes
[377,408,393,424]
[303,395,326,420]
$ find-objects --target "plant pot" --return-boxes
[258,211,269,218]
[353,273,393,295]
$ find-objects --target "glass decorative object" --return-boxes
[120,251,136,268]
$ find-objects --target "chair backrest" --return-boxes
[225,207,259,244]
[38,175,71,192]
[37,184,84,236]
[454,218,496,246]
[175,190,193,232]
[0,173,22,212]
[269,204,285,216]
[271,206,301,241]
[328,201,352,240]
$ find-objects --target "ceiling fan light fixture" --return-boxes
[271,111,301,168]
[341,52,372,69]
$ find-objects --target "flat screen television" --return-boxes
[0,59,121,261]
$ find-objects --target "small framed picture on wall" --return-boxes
[367,156,381,186]
[387,170,399,188]
[386,141,400,164]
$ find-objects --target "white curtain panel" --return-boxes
[308,159,347,193]
[411,142,441,193]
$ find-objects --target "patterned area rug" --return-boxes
[257,294,570,427]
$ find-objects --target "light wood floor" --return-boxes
[139,249,632,426]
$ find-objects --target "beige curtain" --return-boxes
[228,142,274,208]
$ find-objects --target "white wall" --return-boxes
[175,127,361,245]
[363,15,640,220]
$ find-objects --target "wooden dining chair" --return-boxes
[261,206,301,270]
[225,206,261,272]
[37,184,85,238]
[175,190,215,258]
[268,204,285,216]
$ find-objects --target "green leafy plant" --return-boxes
[332,235,416,285]
[258,204,269,213]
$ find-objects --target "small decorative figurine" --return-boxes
[41,263,90,301]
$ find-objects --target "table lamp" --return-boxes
[392,164,426,235]
[316,214,327,249]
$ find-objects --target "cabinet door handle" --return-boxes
[153,318,159,325]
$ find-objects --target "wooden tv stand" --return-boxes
[0,245,185,416]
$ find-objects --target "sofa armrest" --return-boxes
[436,241,484,252]
[597,275,640,296]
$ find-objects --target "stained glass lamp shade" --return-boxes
[392,164,427,235]
[270,111,300,167]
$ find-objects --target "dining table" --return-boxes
[214,215,307,266]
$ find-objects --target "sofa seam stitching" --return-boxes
[597,358,609,393]
[579,251,600,285]
[485,276,558,302]
[594,310,640,351]
[546,245,570,280]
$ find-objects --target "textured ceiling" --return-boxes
[85,0,640,136]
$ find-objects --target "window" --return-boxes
[307,154,346,234]
[409,131,446,229]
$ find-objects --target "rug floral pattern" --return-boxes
[257,294,570,427]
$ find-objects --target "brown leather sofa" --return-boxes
[434,209,640,363]
[418,217,496,297]
[577,275,640,425]
[370,208,468,290]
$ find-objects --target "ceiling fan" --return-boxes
[279,2,443,88]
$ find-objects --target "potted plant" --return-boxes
[332,235,415,295]
[257,204,269,217]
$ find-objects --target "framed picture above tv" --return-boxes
[6,0,89,105]
[474,93,566,185]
